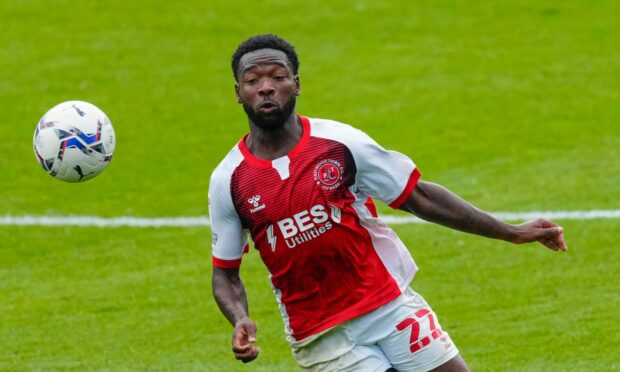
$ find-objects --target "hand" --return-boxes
[232,317,260,363]
[511,219,568,252]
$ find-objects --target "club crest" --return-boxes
[314,159,343,190]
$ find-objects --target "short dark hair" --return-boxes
[231,34,299,81]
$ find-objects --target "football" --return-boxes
[33,101,115,183]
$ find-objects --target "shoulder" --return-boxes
[307,117,382,156]
[209,143,245,191]
[308,117,371,142]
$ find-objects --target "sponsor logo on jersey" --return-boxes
[267,224,277,252]
[314,159,343,190]
[247,194,266,213]
[267,204,341,250]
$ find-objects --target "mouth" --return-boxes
[257,101,278,113]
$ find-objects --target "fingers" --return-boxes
[233,320,257,345]
[535,218,559,229]
[234,345,260,363]
[539,226,568,252]
[232,330,252,351]
[244,320,257,343]
[232,318,259,363]
[233,337,260,363]
[516,219,568,252]
[540,237,561,251]
[555,228,568,251]
[232,339,252,353]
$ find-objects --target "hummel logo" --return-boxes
[247,195,266,213]
[248,195,261,207]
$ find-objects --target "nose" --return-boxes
[258,79,275,97]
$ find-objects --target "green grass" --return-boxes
[2,221,618,371]
[1,0,619,370]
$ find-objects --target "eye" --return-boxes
[273,75,287,81]
[245,78,258,85]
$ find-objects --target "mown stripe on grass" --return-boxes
[1,210,620,227]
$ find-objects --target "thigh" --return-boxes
[378,289,460,371]
[292,326,391,372]
[304,344,392,372]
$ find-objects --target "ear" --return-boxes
[294,75,301,96]
[235,82,242,104]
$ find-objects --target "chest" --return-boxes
[230,140,356,230]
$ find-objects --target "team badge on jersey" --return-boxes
[314,159,343,190]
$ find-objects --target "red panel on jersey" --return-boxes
[365,198,379,218]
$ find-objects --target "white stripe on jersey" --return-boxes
[209,144,248,261]
[352,197,418,292]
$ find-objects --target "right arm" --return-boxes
[212,266,260,363]
[209,163,259,362]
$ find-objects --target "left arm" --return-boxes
[399,180,567,251]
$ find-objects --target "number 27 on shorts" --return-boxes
[396,308,445,353]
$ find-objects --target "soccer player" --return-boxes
[209,34,567,371]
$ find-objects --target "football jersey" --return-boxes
[209,116,421,342]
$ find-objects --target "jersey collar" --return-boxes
[238,115,311,168]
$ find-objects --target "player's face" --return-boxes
[235,49,300,130]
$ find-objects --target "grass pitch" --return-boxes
[1,0,619,370]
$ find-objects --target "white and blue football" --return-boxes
[33,100,115,182]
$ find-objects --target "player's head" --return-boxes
[231,34,299,82]
[233,34,301,130]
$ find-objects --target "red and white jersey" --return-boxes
[209,116,421,342]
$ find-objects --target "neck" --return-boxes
[245,113,301,160]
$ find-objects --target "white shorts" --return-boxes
[291,288,459,371]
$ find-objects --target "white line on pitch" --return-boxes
[0,216,210,227]
[1,210,620,228]
[382,210,620,224]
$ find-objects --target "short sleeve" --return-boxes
[209,160,248,269]
[350,130,420,208]
[310,119,420,209]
